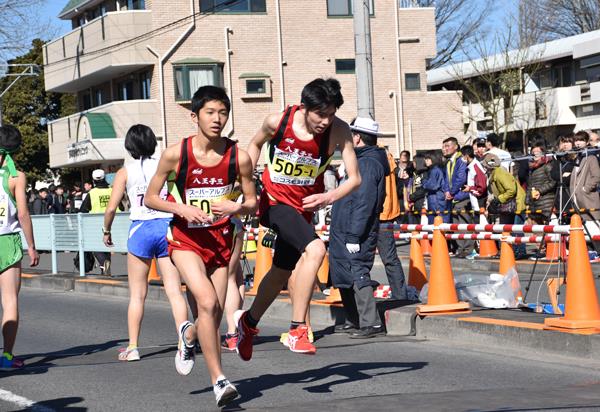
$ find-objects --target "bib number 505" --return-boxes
[273,158,314,177]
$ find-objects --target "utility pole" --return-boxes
[0,64,39,126]
[353,0,374,119]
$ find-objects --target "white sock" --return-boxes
[214,375,227,385]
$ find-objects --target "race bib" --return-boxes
[133,184,168,216]
[0,194,7,227]
[185,185,233,228]
[269,147,321,186]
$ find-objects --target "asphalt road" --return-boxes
[1,289,600,411]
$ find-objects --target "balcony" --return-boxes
[43,11,154,93]
[47,100,160,168]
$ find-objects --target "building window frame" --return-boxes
[240,73,271,100]
[335,58,356,74]
[405,73,421,91]
[173,64,224,102]
[327,0,374,17]
[200,0,267,13]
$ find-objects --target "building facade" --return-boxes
[44,0,463,174]
[428,29,600,151]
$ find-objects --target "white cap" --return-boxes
[92,169,105,181]
[350,117,380,136]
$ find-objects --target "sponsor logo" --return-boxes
[192,169,203,175]
[285,138,295,144]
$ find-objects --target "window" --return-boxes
[140,71,151,99]
[246,79,266,94]
[174,64,224,101]
[405,73,421,91]
[117,80,134,101]
[127,0,145,10]
[200,0,266,13]
[327,0,374,16]
[94,89,104,106]
[335,59,355,74]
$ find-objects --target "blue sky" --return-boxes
[42,1,73,37]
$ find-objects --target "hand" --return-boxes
[103,233,113,247]
[346,243,360,253]
[302,192,333,212]
[28,248,39,267]
[445,191,453,200]
[462,186,470,192]
[211,200,240,217]
[177,204,212,225]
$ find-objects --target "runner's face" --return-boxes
[192,100,229,139]
[304,106,336,135]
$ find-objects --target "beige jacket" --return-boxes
[570,154,600,220]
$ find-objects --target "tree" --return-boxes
[0,39,76,184]
[0,1,52,63]
[519,0,600,44]
[405,0,492,68]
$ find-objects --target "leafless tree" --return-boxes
[519,0,600,43]
[0,1,53,62]
[403,0,492,69]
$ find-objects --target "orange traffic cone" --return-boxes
[544,237,567,261]
[420,208,432,256]
[478,208,498,258]
[314,253,342,304]
[147,258,160,283]
[499,232,516,275]
[544,214,600,332]
[408,233,428,290]
[246,228,272,296]
[417,216,470,315]
[317,252,329,285]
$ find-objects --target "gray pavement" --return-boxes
[2,289,600,411]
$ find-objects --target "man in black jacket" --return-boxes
[330,117,389,339]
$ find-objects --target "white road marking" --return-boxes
[0,388,54,412]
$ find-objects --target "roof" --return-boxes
[86,113,116,139]
[172,57,223,65]
[59,0,92,19]
[427,29,600,86]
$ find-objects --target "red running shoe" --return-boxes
[233,310,258,361]
[284,325,317,354]
[221,334,238,351]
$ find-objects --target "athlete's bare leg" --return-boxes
[287,269,311,329]
[125,254,149,348]
[249,238,325,323]
[157,256,189,330]
[171,250,228,384]
[0,263,21,355]
[225,232,244,334]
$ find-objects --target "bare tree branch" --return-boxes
[0,0,53,62]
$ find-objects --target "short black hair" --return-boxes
[0,124,22,153]
[38,188,48,194]
[356,131,377,146]
[400,150,411,160]
[424,151,442,167]
[531,139,546,151]
[301,78,344,112]
[125,124,157,159]
[574,130,589,142]
[462,144,474,158]
[486,133,501,147]
[443,136,459,148]
[191,85,231,115]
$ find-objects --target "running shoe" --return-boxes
[0,353,23,369]
[283,325,316,354]
[221,333,238,351]
[280,327,314,344]
[234,310,258,361]
[118,346,140,362]
[175,321,195,376]
[214,376,239,407]
[465,250,478,260]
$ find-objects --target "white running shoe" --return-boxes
[214,376,239,408]
[118,347,140,362]
[175,321,195,376]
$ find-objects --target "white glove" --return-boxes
[346,243,360,253]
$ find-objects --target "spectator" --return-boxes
[485,133,512,171]
[396,150,411,219]
[330,117,389,338]
[442,137,469,255]
[48,185,67,214]
[588,130,599,148]
[481,153,526,225]
[461,145,487,211]
[82,181,93,202]
[526,142,556,224]
[407,154,428,224]
[550,135,576,219]
[571,131,600,255]
[80,169,113,275]
[474,137,487,161]
[69,182,84,213]
[31,188,49,215]
[422,151,446,224]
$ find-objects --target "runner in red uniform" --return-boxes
[235,78,360,358]
[145,86,256,408]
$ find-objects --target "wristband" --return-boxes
[102,227,111,235]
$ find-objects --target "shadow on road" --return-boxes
[15,396,85,411]
[191,360,427,409]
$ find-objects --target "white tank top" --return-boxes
[0,168,20,235]
[126,157,172,221]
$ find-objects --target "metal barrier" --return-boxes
[23,213,131,276]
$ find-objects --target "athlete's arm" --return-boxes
[145,145,211,225]
[303,119,361,211]
[13,172,39,267]
[212,149,257,217]
[247,113,280,169]
[103,167,127,247]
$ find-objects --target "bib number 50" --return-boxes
[189,198,211,215]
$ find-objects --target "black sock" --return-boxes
[246,313,259,328]
[290,320,306,330]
